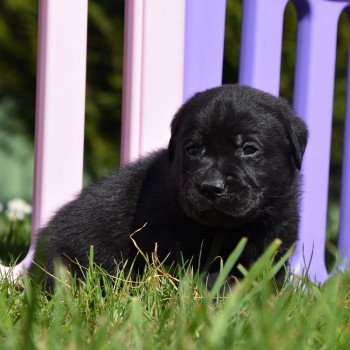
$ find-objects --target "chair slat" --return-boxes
[32,0,88,232]
[0,0,88,279]
[338,26,350,268]
[183,0,226,101]
[121,0,185,163]
[121,0,144,164]
[291,0,346,282]
[239,0,289,95]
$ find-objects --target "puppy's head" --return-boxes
[168,85,308,228]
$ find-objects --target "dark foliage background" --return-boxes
[0,1,348,233]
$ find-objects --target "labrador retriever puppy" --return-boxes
[34,84,308,289]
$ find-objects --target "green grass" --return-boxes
[0,212,31,265]
[1,211,350,349]
[0,235,350,350]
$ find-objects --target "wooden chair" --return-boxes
[1,0,350,283]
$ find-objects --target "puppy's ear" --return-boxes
[168,114,180,161]
[281,104,308,171]
[168,135,175,161]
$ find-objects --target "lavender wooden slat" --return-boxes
[290,0,346,283]
[338,10,350,267]
[239,0,289,96]
[183,0,226,101]
[121,0,185,163]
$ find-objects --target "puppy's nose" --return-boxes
[198,179,226,199]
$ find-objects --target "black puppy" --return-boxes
[34,85,308,288]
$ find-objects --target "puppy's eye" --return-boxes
[242,144,258,156]
[185,145,205,157]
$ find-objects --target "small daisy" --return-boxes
[6,198,32,222]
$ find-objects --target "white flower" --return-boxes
[6,198,32,222]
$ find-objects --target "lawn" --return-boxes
[0,209,350,349]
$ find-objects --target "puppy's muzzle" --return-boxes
[196,178,226,200]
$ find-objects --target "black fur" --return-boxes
[33,85,308,289]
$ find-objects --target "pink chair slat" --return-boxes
[239,0,289,96]
[290,0,346,283]
[31,0,88,262]
[32,0,88,232]
[139,0,185,157]
[121,0,144,164]
[121,0,185,163]
[0,0,88,279]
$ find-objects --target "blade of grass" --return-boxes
[207,239,282,345]
[129,297,144,350]
[209,237,247,299]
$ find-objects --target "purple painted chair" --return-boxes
[239,0,350,283]
[1,0,349,284]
